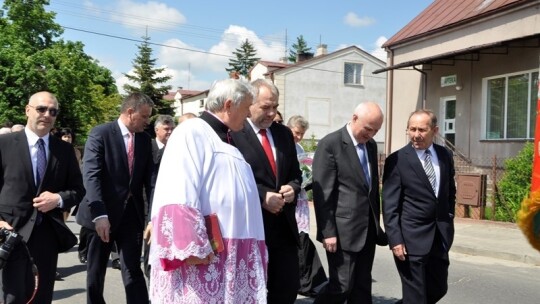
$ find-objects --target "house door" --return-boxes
[441,96,456,146]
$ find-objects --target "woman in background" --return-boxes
[287,115,328,297]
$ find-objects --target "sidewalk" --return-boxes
[452,217,540,265]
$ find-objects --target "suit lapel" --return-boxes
[434,144,448,197]
[14,132,37,193]
[340,127,368,189]
[112,123,130,176]
[405,144,436,196]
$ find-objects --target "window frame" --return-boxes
[483,69,538,140]
[343,62,364,86]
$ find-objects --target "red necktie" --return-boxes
[259,129,277,177]
[128,132,134,175]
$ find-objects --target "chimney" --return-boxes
[316,44,328,57]
[297,52,314,62]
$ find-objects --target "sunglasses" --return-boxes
[29,105,59,117]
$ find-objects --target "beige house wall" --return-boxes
[386,4,540,155]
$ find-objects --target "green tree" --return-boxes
[225,39,260,79]
[288,35,312,63]
[0,0,120,141]
[123,35,173,116]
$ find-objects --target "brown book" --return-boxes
[204,213,224,253]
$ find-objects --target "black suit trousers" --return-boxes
[86,200,148,304]
[267,245,300,304]
[2,216,59,304]
[314,226,377,304]
[394,231,449,304]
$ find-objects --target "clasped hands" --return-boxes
[262,185,295,214]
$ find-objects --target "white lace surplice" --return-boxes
[149,118,268,304]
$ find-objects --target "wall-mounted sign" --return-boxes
[441,75,457,87]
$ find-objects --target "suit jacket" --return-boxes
[231,121,302,248]
[76,121,153,231]
[312,126,386,252]
[0,131,84,251]
[382,143,456,256]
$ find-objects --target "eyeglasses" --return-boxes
[29,105,59,117]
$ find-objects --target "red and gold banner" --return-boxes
[518,62,540,252]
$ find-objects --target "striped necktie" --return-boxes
[424,149,436,192]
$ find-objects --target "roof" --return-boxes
[374,33,539,74]
[384,0,529,48]
[269,45,385,75]
[163,89,203,101]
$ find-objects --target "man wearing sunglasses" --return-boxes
[0,91,85,303]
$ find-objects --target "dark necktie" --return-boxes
[36,138,47,186]
[259,129,277,177]
[357,143,370,186]
[36,138,46,225]
[127,132,134,175]
[424,149,436,192]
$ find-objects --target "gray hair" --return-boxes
[251,79,279,102]
[154,114,176,129]
[120,92,155,113]
[205,79,255,113]
[287,115,309,130]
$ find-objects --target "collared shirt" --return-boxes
[247,118,276,160]
[346,123,371,176]
[25,128,64,207]
[117,119,132,152]
[415,145,440,195]
[155,138,165,150]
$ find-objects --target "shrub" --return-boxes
[495,142,533,222]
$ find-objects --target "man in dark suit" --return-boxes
[143,114,175,277]
[231,79,302,304]
[76,93,154,304]
[0,91,84,303]
[312,102,387,303]
[382,109,456,304]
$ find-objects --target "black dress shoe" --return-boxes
[55,271,62,281]
[112,258,121,270]
[78,253,87,264]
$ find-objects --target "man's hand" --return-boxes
[144,222,152,245]
[0,221,13,230]
[278,185,295,204]
[33,191,61,213]
[95,218,111,243]
[262,192,285,214]
[391,244,407,261]
[322,237,338,253]
[186,252,215,265]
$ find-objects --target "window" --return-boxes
[344,62,363,85]
[485,70,538,139]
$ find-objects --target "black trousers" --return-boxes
[267,245,300,304]
[298,232,327,295]
[314,227,377,304]
[2,216,59,304]
[395,231,449,304]
[86,202,148,304]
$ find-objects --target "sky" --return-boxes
[7,0,434,92]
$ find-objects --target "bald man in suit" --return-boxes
[0,92,84,303]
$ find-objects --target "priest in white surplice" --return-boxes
[149,79,268,303]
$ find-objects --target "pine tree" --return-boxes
[288,35,312,63]
[225,39,260,79]
[123,35,173,115]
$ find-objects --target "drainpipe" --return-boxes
[385,49,394,156]
[413,66,427,108]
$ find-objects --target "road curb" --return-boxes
[451,245,540,266]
